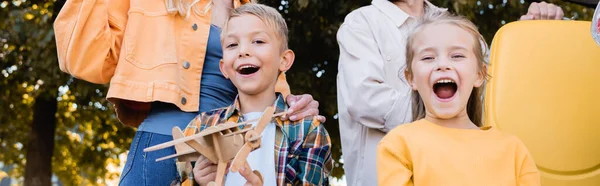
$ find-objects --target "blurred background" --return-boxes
[0,0,597,185]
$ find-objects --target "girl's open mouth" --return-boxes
[433,79,457,100]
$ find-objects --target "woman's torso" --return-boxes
[138,24,237,134]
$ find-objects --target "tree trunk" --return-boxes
[22,2,65,185]
[23,94,57,186]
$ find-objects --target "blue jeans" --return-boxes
[119,131,179,185]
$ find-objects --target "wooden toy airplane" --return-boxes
[143,107,285,186]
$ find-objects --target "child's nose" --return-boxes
[238,47,250,58]
[238,43,251,58]
[435,60,453,71]
[238,52,250,58]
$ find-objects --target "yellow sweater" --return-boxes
[377,119,540,186]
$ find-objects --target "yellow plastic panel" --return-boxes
[484,20,600,185]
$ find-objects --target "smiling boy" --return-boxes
[181,3,332,186]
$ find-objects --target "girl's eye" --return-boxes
[253,40,265,44]
[452,54,466,58]
[421,56,434,61]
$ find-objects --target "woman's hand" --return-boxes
[520,2,564,20]
[283,94,326,122]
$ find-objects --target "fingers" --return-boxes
[195,172,216,185]
[527,2,540,20]
[281,94,299,120]
[284,94,321,121]
[526,2,564,20]
[538,2,549,20]
[197,164,218,179]
[285,94,300,106]
[287,94,312,112]
[193,156,217,185]
[293,108,319,121]
[520,14,534,20]
[316,115,327,123]
[290,102,319,121]
[240,167,262,186]
[554,6,564,20]
[194,155,210,171]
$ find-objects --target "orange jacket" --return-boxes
[54,0,290,127]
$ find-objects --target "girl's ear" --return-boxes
[405,70,417,90]
[474,64,487,87]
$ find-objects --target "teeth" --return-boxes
[436,79,455,83]
[238,65,257,70]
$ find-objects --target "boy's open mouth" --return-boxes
[237,65,260,75]
[433,79,457,99]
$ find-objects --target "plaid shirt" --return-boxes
[183,93,332,186]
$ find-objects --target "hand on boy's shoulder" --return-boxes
[282,94,326,123]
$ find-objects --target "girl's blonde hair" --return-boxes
[404,11,489,127]
[166,0,254,19]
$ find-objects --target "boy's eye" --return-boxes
[253,40,265,44]
[226,43,238,48]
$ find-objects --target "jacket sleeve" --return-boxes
[336,12,411,132]
[54,0,129,84]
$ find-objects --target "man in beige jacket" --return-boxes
[336,0,564,185]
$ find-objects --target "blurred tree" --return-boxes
[0,0,596,185]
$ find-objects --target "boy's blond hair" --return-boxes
[404,11,489,127]
[222,3,289,52]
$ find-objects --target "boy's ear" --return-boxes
[474,64,487,87]
[219,59,229,79]
[279,49,295,72]
[404,70,417,90]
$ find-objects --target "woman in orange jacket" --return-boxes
[53,0,323,184]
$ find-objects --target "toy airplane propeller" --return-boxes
[143,107,284,186]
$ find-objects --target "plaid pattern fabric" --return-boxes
[182,93,333,186]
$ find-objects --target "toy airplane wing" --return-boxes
[143,121,248,153]
[154,127,199,162]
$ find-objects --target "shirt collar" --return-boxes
[223,93,288,122]
[371,0,446,28]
